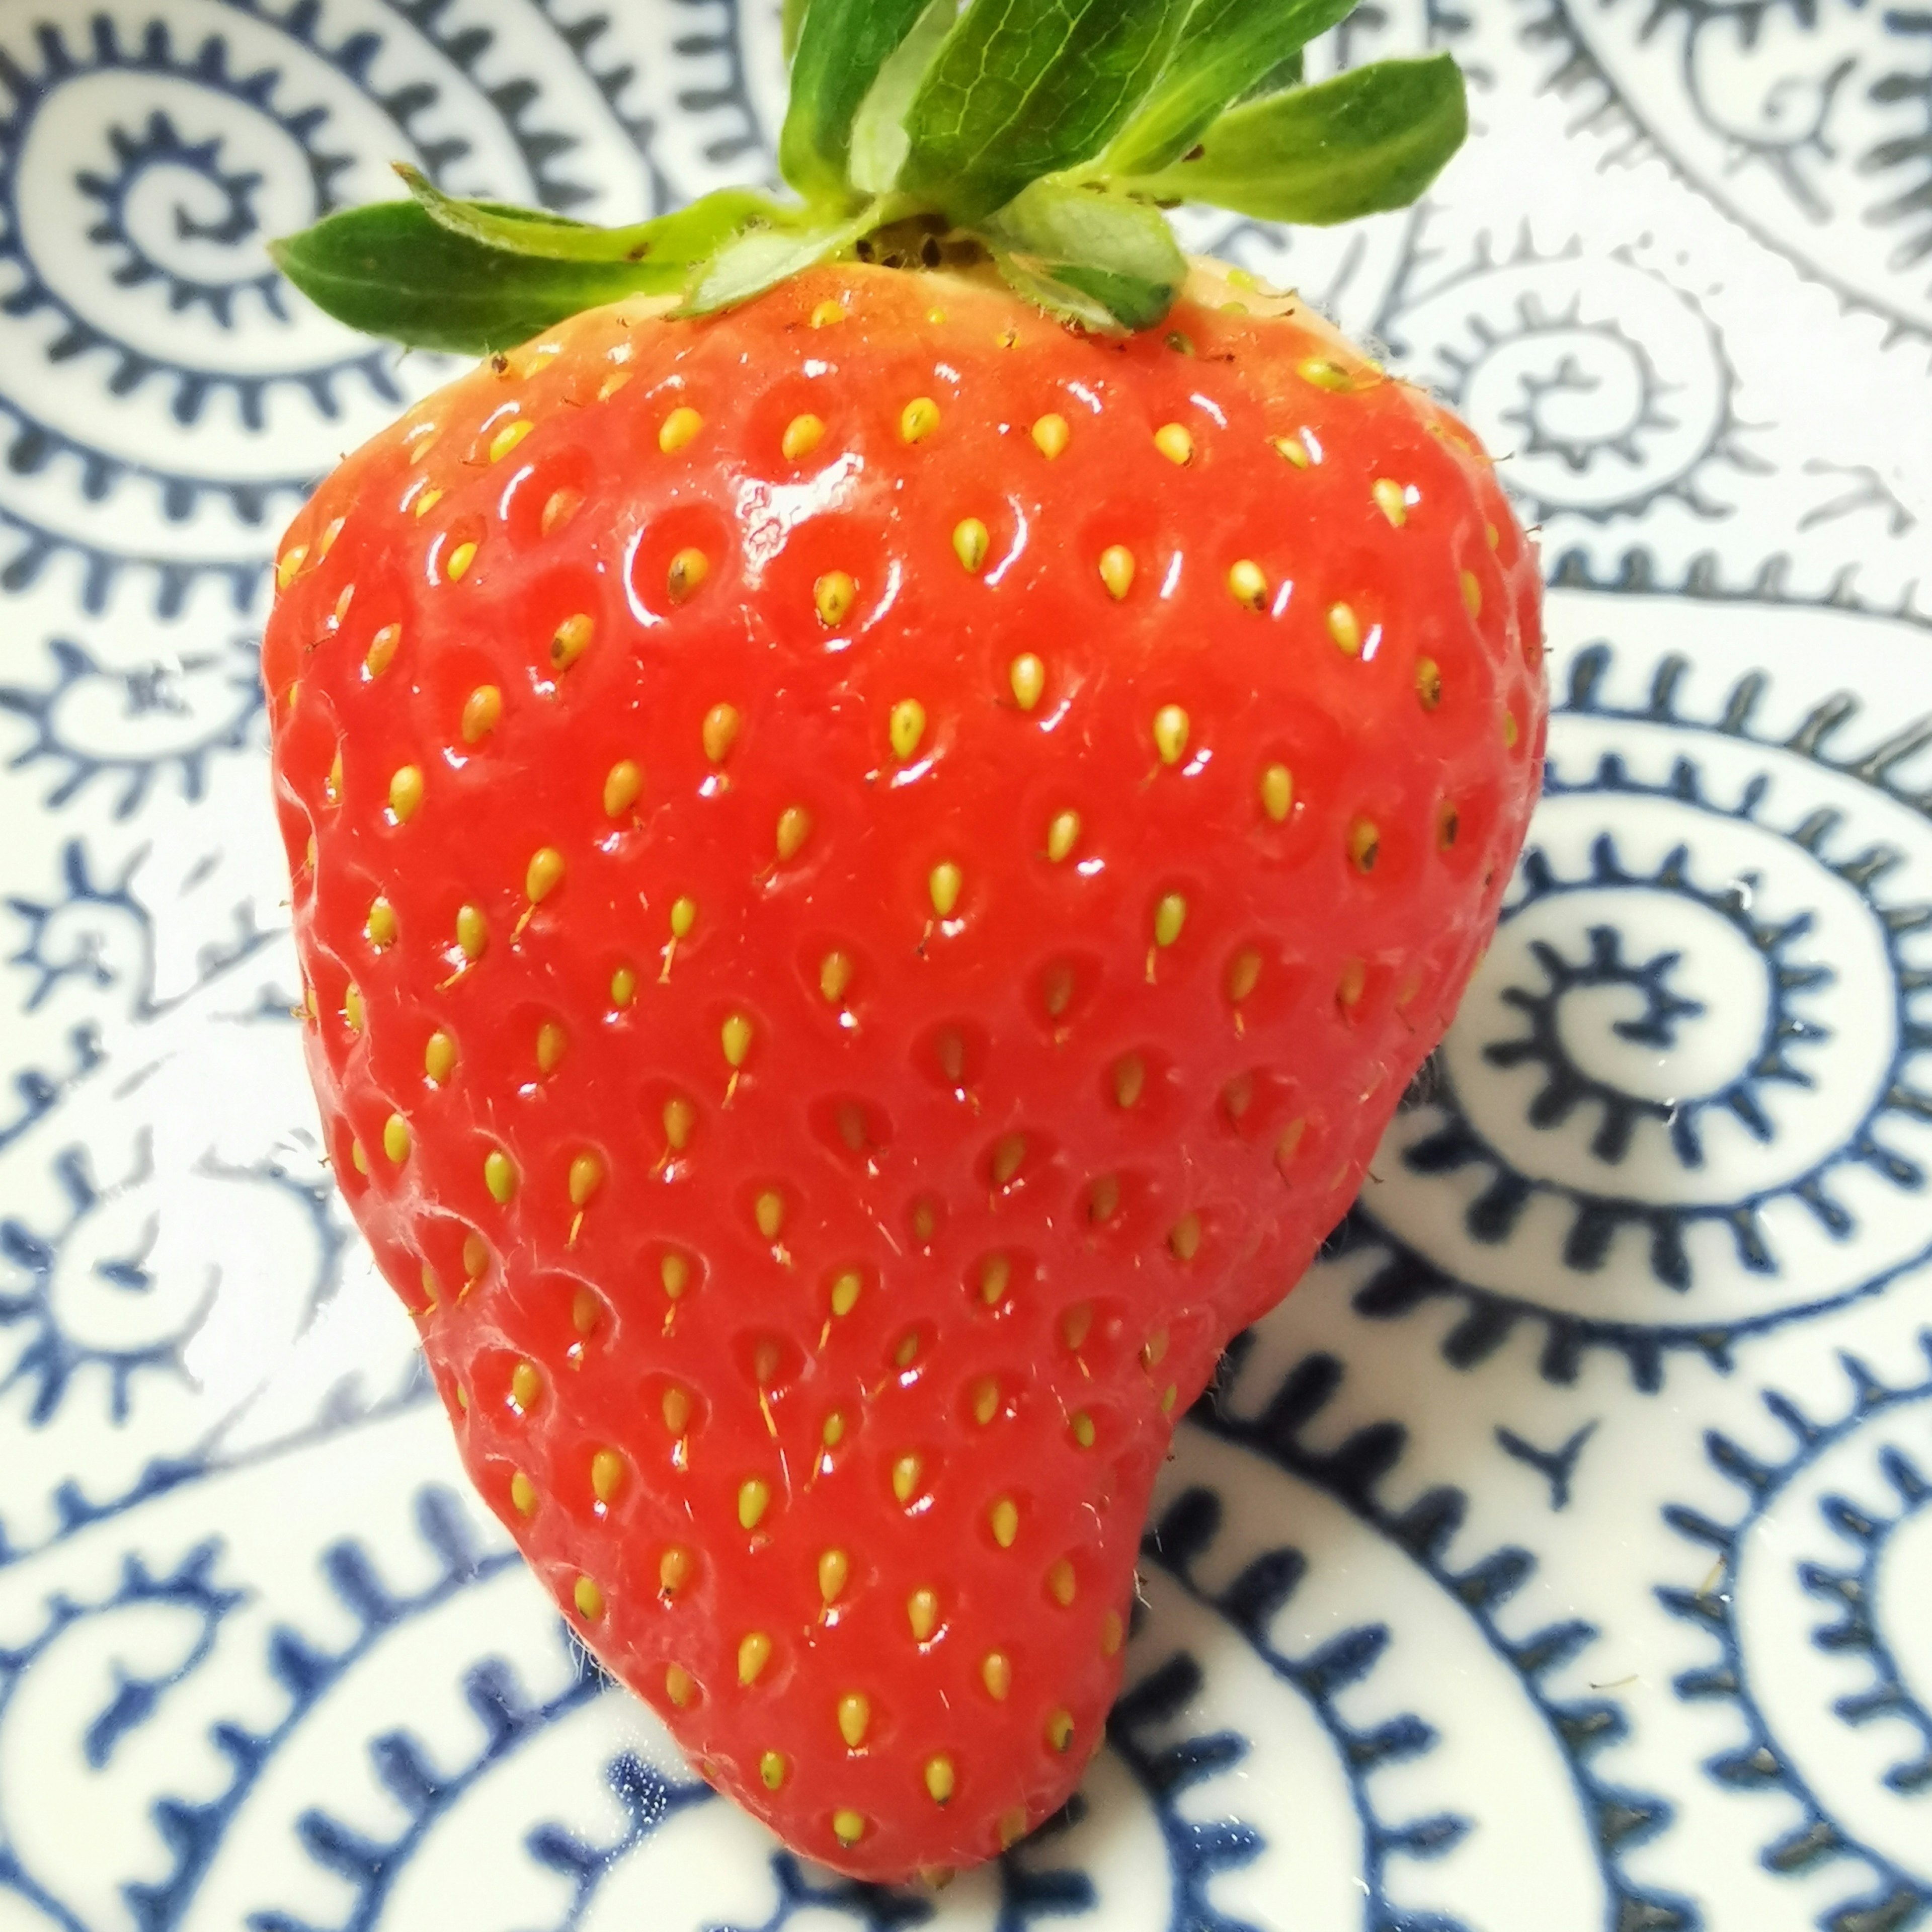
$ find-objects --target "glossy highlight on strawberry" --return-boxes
[263,258,1545,1882]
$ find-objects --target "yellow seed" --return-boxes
[1031,413,1070,459]
[1047,1709,1075,1752]
[601,760,643,819]
[1154,422,1194,466]
[761,1750,788,1790]
[889,699,926,761]
[1009,654,1044,711]
[782,413,825,460]
[511,1360,541,1411]
[838,1693,870,1747]
[1462,569,1483,617]
[323,747,342,807]
[979,1253,1012,1305]
[510,1472,537,1515]
[446,539,477,582]
[526,847,565,903]
[739,1632,773,1684]
[550,613,594,674]
[611,965,638,1008]
[1112,1055,1146,1108]
[1153,704,1189,766]
[659,406,704,453]
[657,1253,691,1304]
[1001,1808,1028,1850]
[811,299,846,328]
[1328,603,1362,656]
[953,518,989,573]
[989,1497,1019,1549]
[775,805,813,862]
[466,1232,490,1281]
[971,1378,1000,1426]
[1048,1558,1077,1606]
[456,904,487,961]
[1487,519,1502,548]
[382,1113,410,1164]
[366,898,397,949]
[414,488,445,521]
[485,1149,518,1203]
[755,1190,784,1240]
[667,547,710,603]
[819,1548,850,1602]
[569,1283,597,1330]
[592,1448,625,1504]
[660,1548,692,1596]
[276,543,307,591]
[892,1453,922,1504]
[1071,1411,1096,1449]
[739,1479,771,1531]
[833,1809,865,1847]
[929,863,961,919]
[1162,1383,1179,1412]
[342,984,364,1035]
[820,951,854,1005]
[830,1270,862,1318]
[1088,1175,1120,1224]
[490,419,533,463]
[1299,357,1353,392]
[1154,892,1187,948]
[1045,811,1081,863]
[720,1013,754,1071]
[907,1587,939,1640]
[1348,819,1380,873]
[569,1151,603,1208]
[894,1329,921,1371]
[1228,559,1268,609]
[1170,1213,1203,1261]
[901,396,940,443]
[388,765,424,823]
[700,705,741,766]
[1228,947,1263,1004]
[460,685,501,744]
[664,1096,695,1151]
[1503,708,1520,749]
[1272,434,1311,468]
[1374,477,1408,526]
[663,1386,693,1434]
[364,623,401,678]
[1338,958,1368,1008]
[823,1410,847,1447]
[924,1754,955,1804]
[815,571,857,627]
[425,1030,457,1084]
[1101,1608,1124,1655]
[348,1137,368,1176]
[666,1664,696,1707]
[982,1651,1012,1699]
[1099,545,1136,600]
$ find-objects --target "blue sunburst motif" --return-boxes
[1660,1338,1932,1929]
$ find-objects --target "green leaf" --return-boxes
[270,200,666,356]
[1238,47,1304,104]
[780,0,941,201]
[986,178,1184,328]
[847,0,958,194]
[1100,0,1354,177]
[1122,53,1467,223]
[395,167,778,276]
[900,0,1193,224]
[676,208,876,316]
[784,0,811,60]
[992,249,1124,332]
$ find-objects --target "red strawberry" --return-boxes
[263,7,1540,1887]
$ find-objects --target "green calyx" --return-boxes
[273,4,1467,352]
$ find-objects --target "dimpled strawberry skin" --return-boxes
[263,261,1545,1883]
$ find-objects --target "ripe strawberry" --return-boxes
[263,2,1542,1887]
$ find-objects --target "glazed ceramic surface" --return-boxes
[2,4,1930,1927]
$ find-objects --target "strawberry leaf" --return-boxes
[900,0,1193,224]
[847,0,959,196]
[395,168,778,274]
[783,0,810,60]
[1099,0,1356,178]
[1121,54,1467,223]
[678,208,877,317]
[781,0,942,202]
[269,200,669,355]
[986,179,1184,329]
[990,248,1125,332]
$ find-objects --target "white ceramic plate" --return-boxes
[2,5,1929,1926]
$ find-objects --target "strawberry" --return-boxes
[263,0,1544,1886]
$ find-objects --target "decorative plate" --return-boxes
[2,4,1929,1927]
